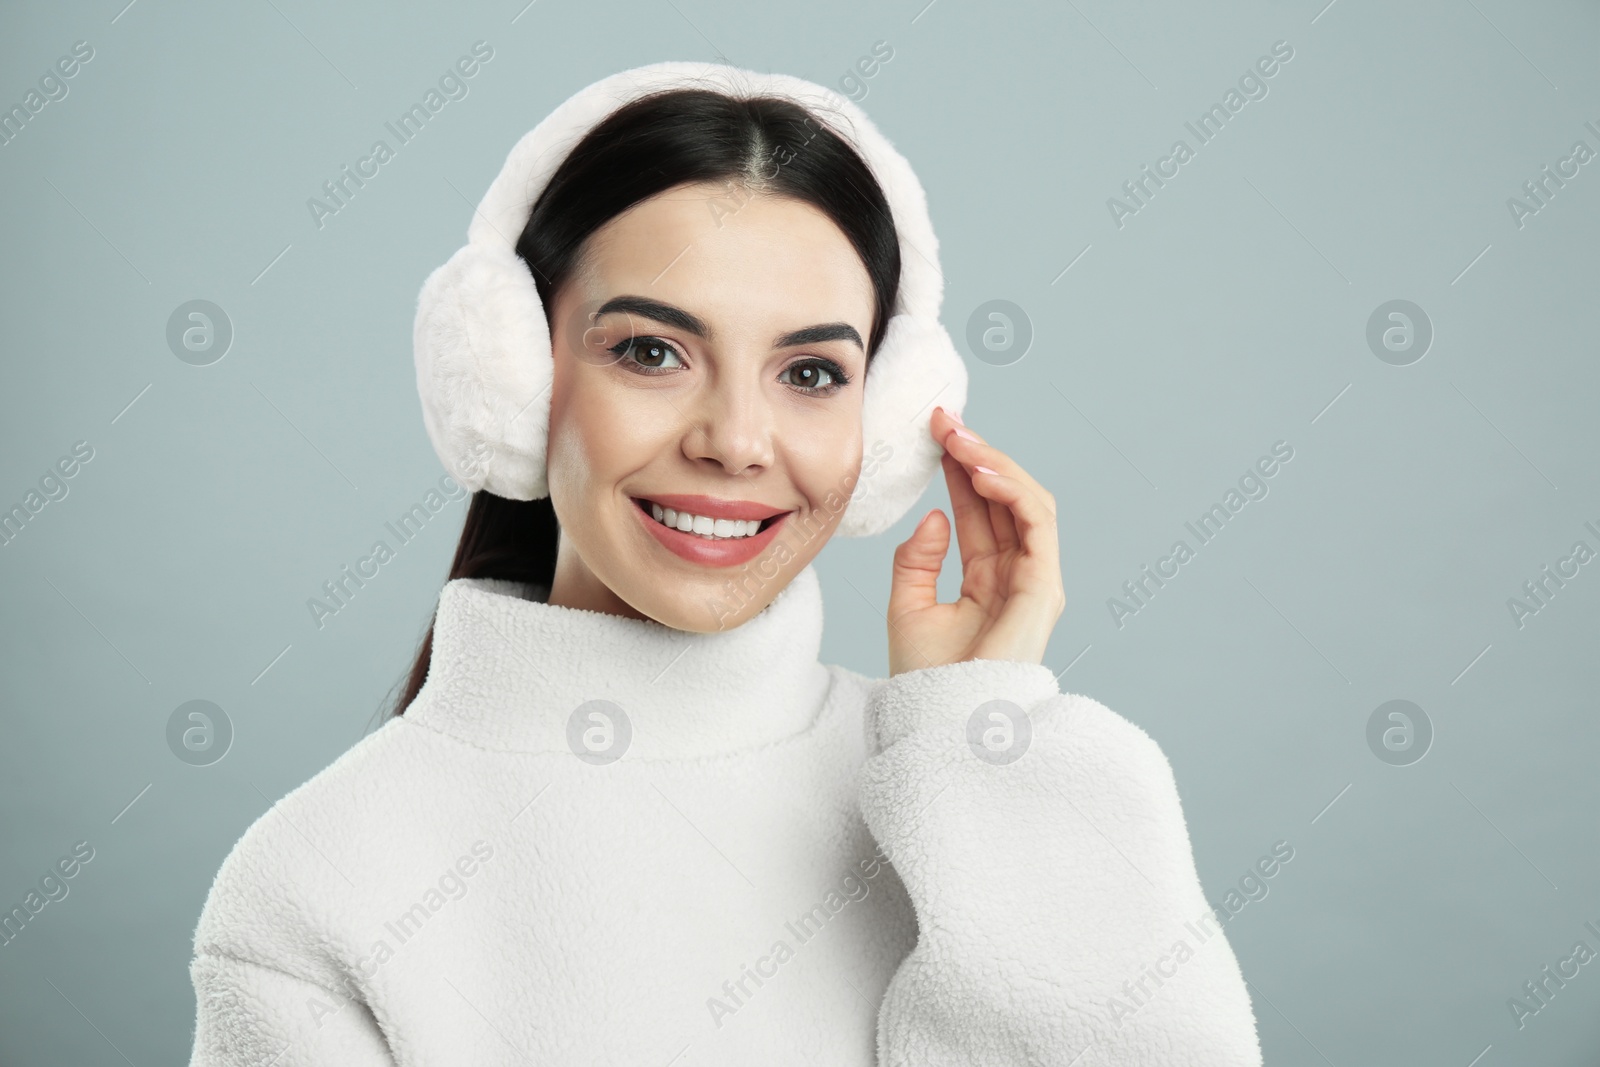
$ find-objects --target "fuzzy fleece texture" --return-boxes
[187,565,1262,1065]
[412,61,968,539]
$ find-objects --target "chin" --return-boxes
[623,561,785,634]
[622,541,815,635]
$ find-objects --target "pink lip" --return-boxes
[634,493,790,522]
[631,496,792,567]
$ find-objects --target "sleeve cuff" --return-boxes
[866,657,1063,754]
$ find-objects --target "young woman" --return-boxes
[187,63,1262,1065]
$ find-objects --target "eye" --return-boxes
[606,335,684,375]
[781,358,852,396]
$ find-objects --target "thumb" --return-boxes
[888,508,948,619]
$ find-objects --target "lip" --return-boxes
[633,493,790,522]
[630,495,793,568]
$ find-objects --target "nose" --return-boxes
[680,376,776,477]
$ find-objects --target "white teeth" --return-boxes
[645,501,766,540]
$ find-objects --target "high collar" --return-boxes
[405,564,834,759]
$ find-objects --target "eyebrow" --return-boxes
[593,295,864,352]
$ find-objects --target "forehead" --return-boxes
[570,183,876,336]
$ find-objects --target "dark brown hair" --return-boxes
[389,87,902,717]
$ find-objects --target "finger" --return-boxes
[964,465,1061,589]
[941,422,1058,525]
[940,449,1000,569]
[938,418,1021,552]
[887,507,950,621]
[984,477,1019,555]
[934,409,998,566]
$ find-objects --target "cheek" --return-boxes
[787,410,864,505]
[545,360,612,503]
[545,361,660,504]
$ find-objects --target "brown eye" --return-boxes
[780,358,851,395]
[608,336,684,373]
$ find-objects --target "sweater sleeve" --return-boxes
[857,658,1262,1066]
[189,952,396,1067]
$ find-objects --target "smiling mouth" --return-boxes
[630,497,786,540]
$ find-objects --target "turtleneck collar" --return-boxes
[404,563,834,759]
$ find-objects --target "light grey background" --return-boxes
[2,0,1597,1063]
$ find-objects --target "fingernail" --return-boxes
[951,427,978,442]
[949,409,964,425]
[974,465,998,475]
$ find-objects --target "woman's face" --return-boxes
[544,180,877,631]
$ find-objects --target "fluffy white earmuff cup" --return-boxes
[413,241,552,500]
[836,314,968,540]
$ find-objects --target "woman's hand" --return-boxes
[886,406,1065,677]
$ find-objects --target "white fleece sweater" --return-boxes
[187,564,1262,1065]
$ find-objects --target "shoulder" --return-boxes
[189,717,442,986]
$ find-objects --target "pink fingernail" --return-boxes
[974,465,998,475]
[951,427,978,442]
[949,409,964,425]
